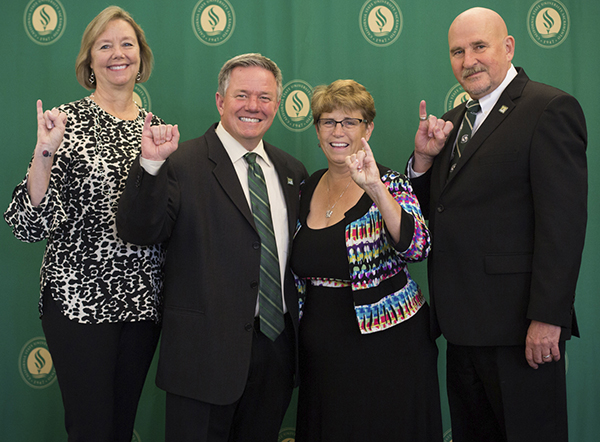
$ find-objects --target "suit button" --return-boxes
[244,323,253,332]
[253,241,260,250]
[250,281,258,289]
[437,204,444,213]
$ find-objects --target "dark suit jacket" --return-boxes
[117,123,308,405]
[411,68,587,347]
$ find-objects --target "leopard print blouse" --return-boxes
[4,97,165,324]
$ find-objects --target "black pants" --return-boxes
[447,342,568,442]
[41,291,161,442]
[165,314,295,442]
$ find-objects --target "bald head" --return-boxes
[449,8,508,41]
[448,7,514,99]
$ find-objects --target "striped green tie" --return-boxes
[449,99,480,176]
[244,152,284,341]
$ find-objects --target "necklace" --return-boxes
[325,172,352,218]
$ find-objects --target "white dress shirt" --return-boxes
[471,64,518,134]
[140,122,290,314]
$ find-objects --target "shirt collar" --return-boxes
[215,122,271,167]
[478,64,518,114]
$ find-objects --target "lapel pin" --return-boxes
[287,177,294,185]
[499,105,508,114]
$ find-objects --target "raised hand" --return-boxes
[345,137,380,192]
[141,112,180,161]
[36,99,67,158]
[28,100,68,206]
[347,137,404,243]
[413,100,453,173]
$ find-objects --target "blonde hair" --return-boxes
[75,6,153,90]
[311,79,376,124]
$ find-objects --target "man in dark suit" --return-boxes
[117,53,308,442]
[409,8,587,442]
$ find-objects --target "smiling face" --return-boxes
[448,8,514,99]
[215,65,280,151]
[316,108,373,167]
[89,19,140,91]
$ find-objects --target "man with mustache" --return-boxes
[409,8,587,441]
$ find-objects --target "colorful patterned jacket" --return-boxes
[294,167,431,334]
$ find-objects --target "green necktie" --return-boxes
[244,152,284,341]
[449,99,481,176]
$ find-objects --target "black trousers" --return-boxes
[41,291,161,442]
[447,342,568,442]
[165,314,295,442]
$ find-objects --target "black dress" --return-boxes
[290,170,442,442]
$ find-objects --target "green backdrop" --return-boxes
[1,1,598,440]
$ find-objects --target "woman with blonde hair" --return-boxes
[4,6,178,441]
[291,80,442,441]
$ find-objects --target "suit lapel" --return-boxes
[206,128,256,228]
[444,69,529,185]
[205,128,298,237]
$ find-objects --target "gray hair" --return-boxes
[217,53,283,101]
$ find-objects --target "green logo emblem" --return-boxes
[444,83,470,113]
[527,0,570,48]
[23,0,66,46]
[19,337,57,389]
[192,0,235,46]
[277,80,313,133]
[133,84,152,112]
[278,427,295,442]
[359,0,403,47]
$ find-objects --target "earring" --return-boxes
[136,71,141,82]
[89,71,95,85]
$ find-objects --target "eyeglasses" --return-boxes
[317,118,367,131]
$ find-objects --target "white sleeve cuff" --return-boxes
[407,157,425,179]
[139,157,165,176]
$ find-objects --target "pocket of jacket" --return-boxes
[164,305,205,316]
